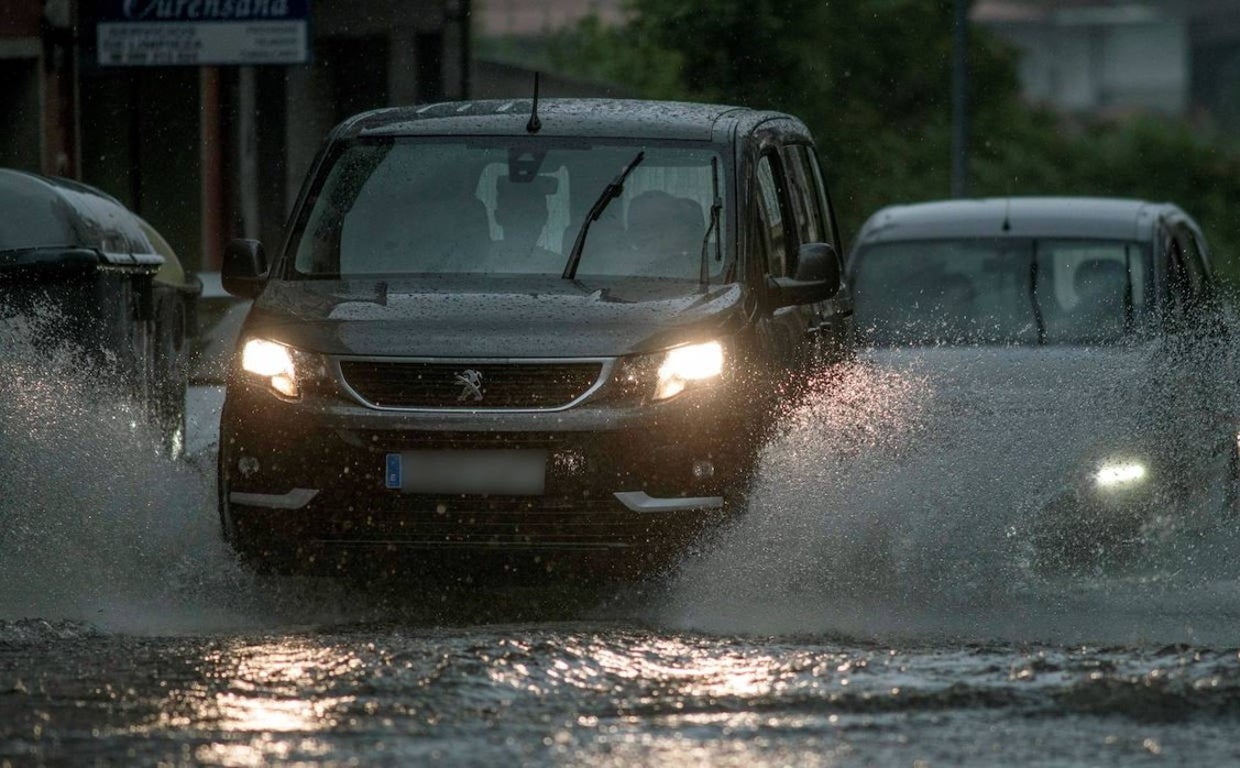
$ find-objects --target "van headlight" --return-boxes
[608,340,726,403]
[1094,461,1147,489]
[655,341,724,400]
[240,338,300,398]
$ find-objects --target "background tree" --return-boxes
[544,0,1240,285]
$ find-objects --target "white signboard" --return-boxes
[97,1,310,66]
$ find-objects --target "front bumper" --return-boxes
[219,379,759,557]
[1029,469,1165,561]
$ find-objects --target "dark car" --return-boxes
[218,98,851,574]
[848,197,1234,570]
[0,168,200,454]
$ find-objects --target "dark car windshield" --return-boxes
[851,238,1154,346]
[289,138,730,281]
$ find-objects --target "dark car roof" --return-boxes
[0,168,176,275]
[854,197,1184,246]
[344,99,789,142]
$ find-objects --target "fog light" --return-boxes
[692,460,715,480]
[238,455,261,478]
[1094,461,1146,489]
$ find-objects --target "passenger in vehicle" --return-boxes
[624,190,705,278]
[488,174,561,272]
[1067,259,1129,342]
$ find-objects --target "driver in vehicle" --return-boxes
[1065,258,1130,343]
[624,190,706,279]
[488,174,561,271]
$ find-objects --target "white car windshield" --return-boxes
[852,238,1153,346]
[291,138,730,281]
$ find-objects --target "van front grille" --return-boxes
[338,360,604,410]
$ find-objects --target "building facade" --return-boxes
[974,0,1240,125]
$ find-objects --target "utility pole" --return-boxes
[951,0,970,198]
[200,66,222,271]
[41,0,79,178]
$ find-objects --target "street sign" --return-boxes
[96,0,311,67]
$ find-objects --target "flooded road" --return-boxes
[7,617,1240,766]
[5,334,1240,765]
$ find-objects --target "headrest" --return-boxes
[627,190,704,232]
[496,174,558,205]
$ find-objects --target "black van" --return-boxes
[219,99,851,573]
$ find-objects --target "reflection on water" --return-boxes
[5,624,1238,766]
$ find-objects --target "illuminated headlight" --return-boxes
[1094,461,1147,489]
[655,341,724,400]
[240,338,299,398]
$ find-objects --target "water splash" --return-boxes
[0,308,608,633]
[0,305,249,630]
[660,337,1240,646]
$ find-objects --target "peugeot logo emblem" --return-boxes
[455,369,484,402]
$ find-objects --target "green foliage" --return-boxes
[544,14,684,99]
[540,0,1240,284]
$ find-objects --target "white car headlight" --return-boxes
[240,338,299,398]
[655,341,724,400]
[1094,461,1147,489]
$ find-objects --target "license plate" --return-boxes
[385,450,547,495]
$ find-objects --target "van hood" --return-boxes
[246,276,748,358]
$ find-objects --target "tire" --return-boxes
[218,462,307,576]
[220,501,302,575]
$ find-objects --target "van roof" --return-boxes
[342,98,794,143]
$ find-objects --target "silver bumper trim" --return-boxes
[229,488,320,510]
[613,491,724,513]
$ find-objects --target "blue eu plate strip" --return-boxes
[385,453,402,489]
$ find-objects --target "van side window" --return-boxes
[755,154,789,278]
[1167,235,1192,325]
[1178,227,1208,297]
[803,147,839,251]
[781,145,823,245]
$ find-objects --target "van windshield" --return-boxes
[851,238,1154,346]
[290,138,730,281]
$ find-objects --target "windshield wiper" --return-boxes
[699,156,722,290]
[562,150,645,281]
[1029,240,1047,345]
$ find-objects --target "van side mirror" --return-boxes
[221,238,267,299]
[769,242,841,307]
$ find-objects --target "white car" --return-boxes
[848,197,1235,571]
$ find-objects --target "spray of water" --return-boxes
[0,304,422,633]
[0,306,247,631]
[6,293,1240,644]
[0,306,589,633]
[660,329,1240,646]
